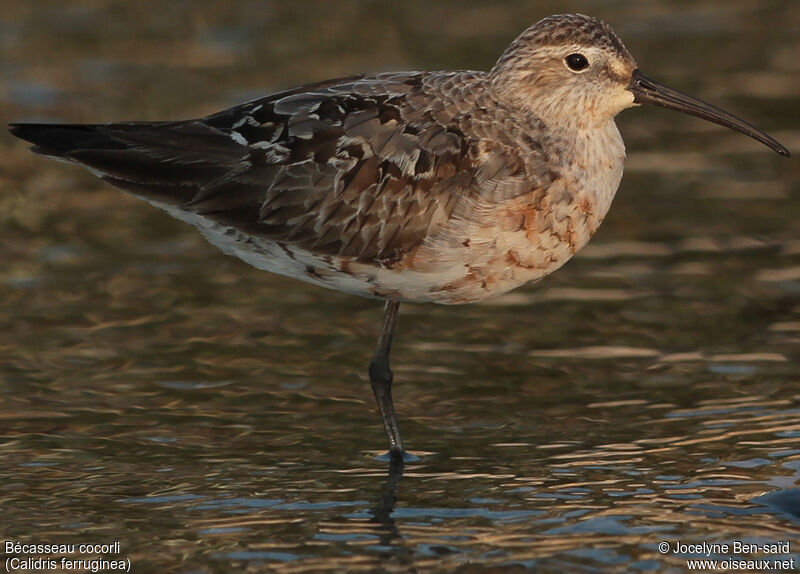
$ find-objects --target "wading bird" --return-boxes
[10,14,789,461]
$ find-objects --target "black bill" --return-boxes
[629,69,789,157]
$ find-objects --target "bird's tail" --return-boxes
[10,123,127,159]
[9,121,247,206]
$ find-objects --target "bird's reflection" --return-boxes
[370,456,404,535]
[369,457,415,567]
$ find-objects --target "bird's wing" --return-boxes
[10,72,545,264]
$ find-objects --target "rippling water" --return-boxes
[1,0,799,571]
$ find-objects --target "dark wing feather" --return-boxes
[10,71,549,264]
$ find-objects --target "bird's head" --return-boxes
[490,13,788,156]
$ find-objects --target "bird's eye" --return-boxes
[565,53,589,72]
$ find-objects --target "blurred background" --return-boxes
[0,1,799,572]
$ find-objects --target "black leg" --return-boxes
[369,300,405,459]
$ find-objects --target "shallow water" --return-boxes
[1,0,799,572]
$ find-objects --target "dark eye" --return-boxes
[566,53,589,71]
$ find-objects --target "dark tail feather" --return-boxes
[9,123,129,158]
[9,122,244,205]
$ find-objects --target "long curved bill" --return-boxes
[629,69,790,157]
